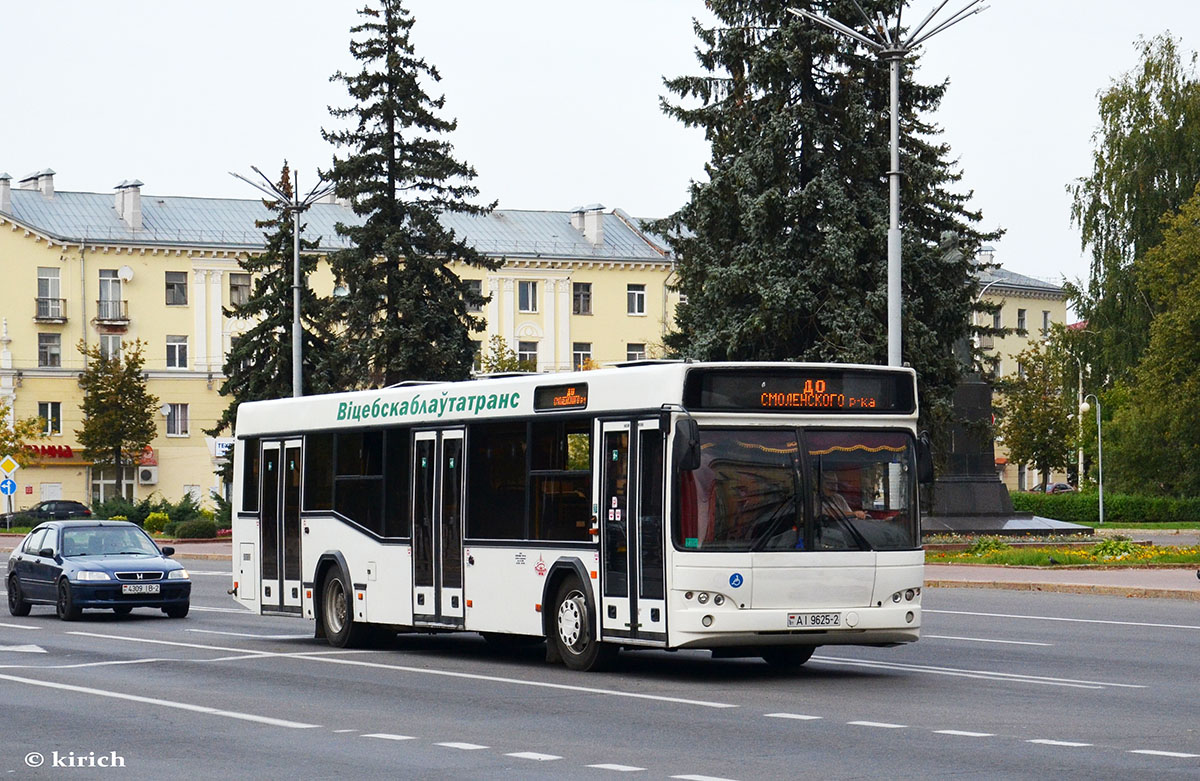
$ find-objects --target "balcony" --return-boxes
[34,297,67,323]
[95,299,129,325]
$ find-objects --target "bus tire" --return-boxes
[551,579,615,672]
[761,645,816,671]
[321,570,366,648]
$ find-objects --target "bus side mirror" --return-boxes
[917,433,935,484]
[674,419,701,472]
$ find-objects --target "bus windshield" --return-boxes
[675,428,919,552]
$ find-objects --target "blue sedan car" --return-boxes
[6,520,191,620]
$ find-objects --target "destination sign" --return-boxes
[533,383,589,411]
[683,368,915,414]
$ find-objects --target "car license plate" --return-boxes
[121,584,160,595]
[788,612,840,628]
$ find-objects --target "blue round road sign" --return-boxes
[0,478,16,496]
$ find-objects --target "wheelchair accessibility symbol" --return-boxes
[729,573,744,589]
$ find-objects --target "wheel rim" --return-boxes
[7,579,19,609]
[557,590,588,653]
[325,578,347,635]
[57,583,70,615]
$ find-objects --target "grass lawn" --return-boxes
[926,537,1200,566]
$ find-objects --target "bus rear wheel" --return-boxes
[761,645,816,671]
[552,579,615,672]
[321,570,366,648]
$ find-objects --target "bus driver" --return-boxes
[819,471,867,520]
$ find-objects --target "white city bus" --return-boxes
[231,361,931,671]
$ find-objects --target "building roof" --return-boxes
[977,265,1066,298]
[1,185,670,262]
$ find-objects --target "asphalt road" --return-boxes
[2,558,1198,779]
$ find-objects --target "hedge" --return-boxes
[1011,491,1200,523]
[173,519,218,539]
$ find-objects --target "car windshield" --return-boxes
[675,428,919,552]
[60,527,159,557]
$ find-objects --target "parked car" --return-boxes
[1030,482,1075,494]
[3,500,92,524]
[6,520,190,620]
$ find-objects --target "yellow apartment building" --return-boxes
[974,248,1072,492]
[0,170,678,511]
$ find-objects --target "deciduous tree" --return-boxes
[75,339,158,496]
[995,341,1074,488]
[0,399,46,469]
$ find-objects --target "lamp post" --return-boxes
[231,166,334,398]
[788,1,988,367]
[1080,393,1103,525]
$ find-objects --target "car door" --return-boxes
[17,527,54,600]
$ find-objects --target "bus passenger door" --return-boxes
[411,429,465,628]
[260,438,303,614]
[599,419,666,644]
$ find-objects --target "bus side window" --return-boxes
[241,438,260,512]
[530,418,592,542]
[467,422,527,540]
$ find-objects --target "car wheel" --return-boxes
[56,580,81,621]
[760,645,816,671]
[320,570,365,648]
[551,579,615,672]
[163,604,189,619]
[113,605,133,616]
[7,576,31,617]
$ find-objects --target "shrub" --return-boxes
[174,519,217,539]
[966,536,1011,556]
[1012,490,1200,524]
[143,512,170,534]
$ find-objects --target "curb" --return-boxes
[926,579,1200,601]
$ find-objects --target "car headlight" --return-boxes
[168,569,190,580]
[75,571,111,581]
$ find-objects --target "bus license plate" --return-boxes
[788,612,840,628]
[121,584,160,595]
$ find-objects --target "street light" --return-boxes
[788,1,988,367]
[231,166,335,398]
[1080,393,1104,525]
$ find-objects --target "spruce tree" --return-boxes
[323,0,498,387]
[210,163,344,438]
[658,1,994,423]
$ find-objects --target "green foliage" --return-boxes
[174,519,217,539]
[655,1,997,437]
[478,335,528,373]
[322,0,500,387]
[75,339,158,473]
[1070,34,1200,385]
[1012,491,1200,524]
[995,340,1074,485]
[143,512,170,534]
[211,492,232,529]
[0,398,47,469]
[210,162,346,442]
[91,493,206,527]
[93,496,143,525]
[926,542,1200,567]
[1091,538,1139,560]
[965,536,1011,556]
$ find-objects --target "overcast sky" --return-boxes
[6,1,1200,288]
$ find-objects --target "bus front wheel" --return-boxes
[551,579,615,672]
[761,645,816,671]
[321,570,366,648]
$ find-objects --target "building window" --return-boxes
[38,333,61,367]
[464,279,483,312]
[517,341,538,369]
[1017,308,1026,332]
[166,335,188,369]
[992,311,1002,330]
[627,343,646,362]
[38,402,61,435]
[37,267,62,318]
[1042,310,1051,335]
[229,273,251,306]
[166,403,189,436]
[90,465,134,504]
[99,334,122,361]
[518,281,538,313]
[627,283,646,315]
[471,340,482,372]
[573,282,592,315]
[573,342,592,371]
[165,271,189,306]
[98,269,123,320]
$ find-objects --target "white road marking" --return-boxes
[1027,739,1092,747]
[925,609,1200,632]
[924,634,1052,647]
[848,720,906,729]
[182,570,231,576]
[0,644,45,653]
[362,733,415,741]
[934,730,995,737]
[1129,749,1200,758]
[811,655,1144,690]
[436,742,488,750]
[506,752,561,761]
[0,622,41,630]
[672,775,740,781]
[764,713,822,721]
[189,605,256,614]
[589,764,646,772]
[188,629,312,639]
[0,671,320,729]
[333,729,358,733]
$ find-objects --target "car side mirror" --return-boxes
[161,546,175,557]
[917,432,935,485]
[674,418,702,472]
[38,547,55,558]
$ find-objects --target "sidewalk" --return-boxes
[4,538,1199,600]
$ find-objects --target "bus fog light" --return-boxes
[905,589,915,601]
[906,611,914,623]
[701,615,714,627]
[697,592,710,604]
[845,611,859,628]
[892,592,901,603]
[713,594,725,606]
[685,591,694,600]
